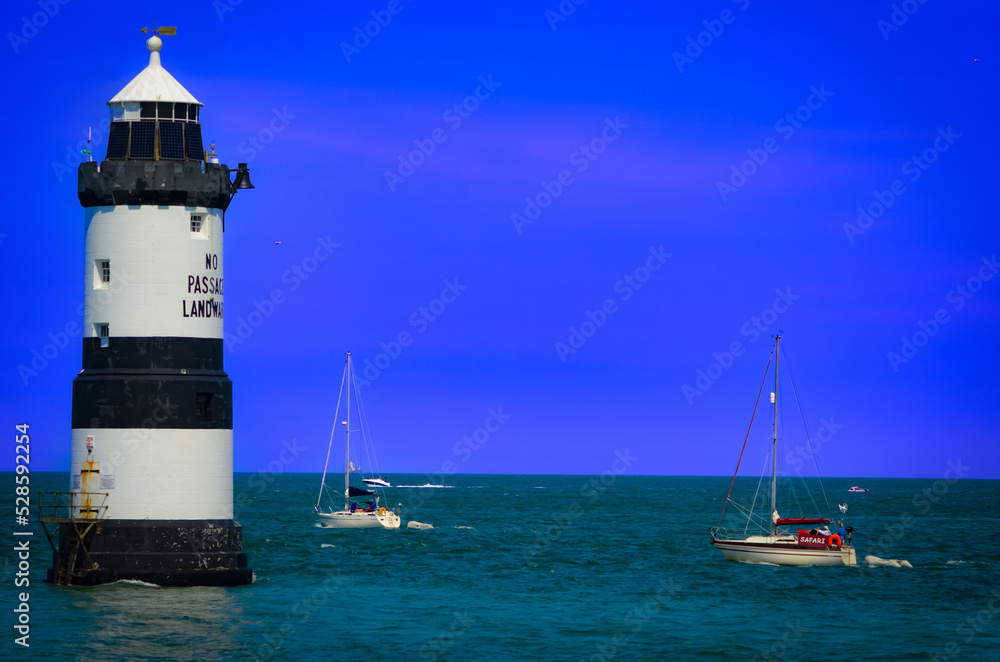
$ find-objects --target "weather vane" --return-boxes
[139,25,177,36]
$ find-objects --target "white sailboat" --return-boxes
[315,353,400,529]
[710,335,856,566]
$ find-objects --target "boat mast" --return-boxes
[771,334,780,534]
[344,352,351,511]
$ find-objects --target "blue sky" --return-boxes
[2,1,998,478]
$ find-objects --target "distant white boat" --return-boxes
[710,335,856,567]
[848,486,869,492]
[314,353,400,530]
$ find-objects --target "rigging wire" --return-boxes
[316,358,348,509]
[781,342,832,514]
[349,357,389,503]
[718,348,774,526]
[743,450,771,536]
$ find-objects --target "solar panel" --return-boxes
[159,121,184,159]
[129,121,155,159]
[184,123,204,160]
[106,122,128,159]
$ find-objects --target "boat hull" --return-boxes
[711,537,856,566]
[317,510,400,529]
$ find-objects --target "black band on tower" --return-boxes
[78,161,234,210]
[46,519,252,587]
[72,368,232,429]
[81,336,225,371]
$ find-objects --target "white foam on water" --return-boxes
[407,521,434,530]
[115,579,161,587]
[455,525,474,529]
[320,543,336,548]
[396,484,453,489]
[865,555,913,568]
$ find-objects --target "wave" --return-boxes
[396,484,454,488]
[115,579,161,588]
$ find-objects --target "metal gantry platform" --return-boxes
[38,492,109,585]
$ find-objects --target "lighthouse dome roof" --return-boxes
[108,35,201,106]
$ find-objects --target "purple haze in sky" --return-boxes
[2,2,998,478]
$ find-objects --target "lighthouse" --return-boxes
[48,32,253,586]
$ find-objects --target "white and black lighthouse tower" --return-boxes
[48,32,254,586]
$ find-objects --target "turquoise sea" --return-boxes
[9,472,1000,661]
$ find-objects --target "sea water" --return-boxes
[13,472,1000,661]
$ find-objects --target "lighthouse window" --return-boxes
[96,323,110,349]
[187,105,198,121]
[129,122,155,158]
[160,121,185,159]
[106,122,129,159]
[140,101,156,119]
[190,214,204,233]
[185,123,204,159]
[158,102,174,119]
[195,393,213,422]
[94,259,111,289]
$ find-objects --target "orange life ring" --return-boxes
[378,507,387,515]
[828,534,842,546]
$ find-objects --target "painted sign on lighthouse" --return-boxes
[48,30,254,586]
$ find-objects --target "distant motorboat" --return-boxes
[848,486,869,493]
